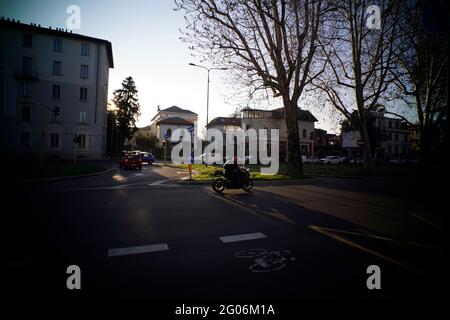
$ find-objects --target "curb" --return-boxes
[177,177,321,186]
[310,174,385,180]
[20,168,114,183]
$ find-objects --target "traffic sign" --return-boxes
[187,126,194,133]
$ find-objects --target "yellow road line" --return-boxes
[309,225,418,274]
[310,225,434,248]
[410,213,443,230]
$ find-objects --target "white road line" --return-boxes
[148,178,180,186]
[219,232,267,243]
[108,243,169,257]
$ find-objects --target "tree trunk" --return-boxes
[283,97,303,174]
[358,110,373,170]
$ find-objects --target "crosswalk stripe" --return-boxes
[108,243,169,257]
[219,232,267,243]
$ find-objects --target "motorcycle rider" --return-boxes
[224,156,243,183]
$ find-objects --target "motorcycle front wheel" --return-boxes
[242,179,253,192]
[212,178,226,193]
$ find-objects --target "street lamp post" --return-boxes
[188,63,227,128]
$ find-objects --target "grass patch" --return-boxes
[303,163,419,177]
[18,163,107,180]
[170,162,419,180]
[169,164,311,181]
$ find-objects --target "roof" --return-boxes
[241,107,318,122]
[207,117,241,128]
[272,107,318,122]
[161,106,197,115]
[137,125,152,131]
[0,17,114,68]
[156,117,194,126]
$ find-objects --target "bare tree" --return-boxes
[175,0,327,173]
[391,0,448,162]
[314,0,402,168]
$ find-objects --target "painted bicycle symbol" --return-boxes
[235,248,295,273]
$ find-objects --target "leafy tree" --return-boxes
[135,133,159,152]
[106,109,120,155]
[113,77,141,147]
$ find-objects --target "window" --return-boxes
[81,43,90,56]
[388,145,392,154]
[388,132,392,141]
[52,85,61,99]
[79,110,87,123]
[23,56,32,75]
[51,106,61,122]
[404,134,407,142]
[395,133,398,141]
[22,81,32,97]
[394,145,399,154]
[302,129,307,138]
[80,87,88,101]
[19,132,31,148]
[23,33,32,48]
[78,134,87,148]
[20,105,31,122]
[53,61,62,76]
[395,122,399,129]
[388,121,392,128]
[53,39,62,52]
[80,65,88,79]
[50,133,59,148]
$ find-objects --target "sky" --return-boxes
[1,0,348,134]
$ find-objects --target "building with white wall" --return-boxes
[0,17,113,159]
[239,107,317,160]
[149,105,198,146]
[207,107,318,160]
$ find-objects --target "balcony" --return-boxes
[14,69,39,81]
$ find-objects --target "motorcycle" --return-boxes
[212,166,253,193]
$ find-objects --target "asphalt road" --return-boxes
[5,163,447,307]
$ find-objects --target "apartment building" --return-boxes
[373,111,412,160]
[0,17,114,159]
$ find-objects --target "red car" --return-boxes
[119,155,142,170]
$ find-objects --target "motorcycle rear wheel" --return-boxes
[242,179,253,192]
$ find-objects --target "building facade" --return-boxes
[0,18,113,159]
[341,111,413,161]
[207,108,318,161]
[149,106,198,147]
[239,107,317,160]
[373,111,412,160]
[313,128,340,157]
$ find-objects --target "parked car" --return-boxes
[303,157,320,164]
[139,152,155,164]
[320,156,345,164]
[119,154,142,170]
[349,157,364,164]
[388,158,407,164]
